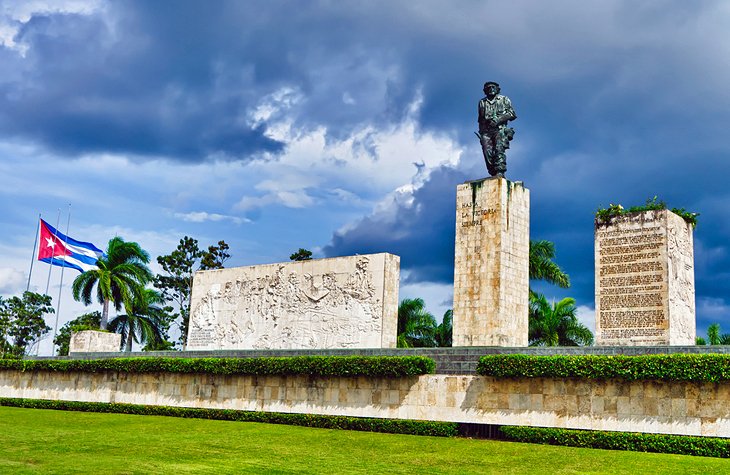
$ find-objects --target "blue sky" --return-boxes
[1,1,729,354]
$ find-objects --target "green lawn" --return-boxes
[1,406,728,474]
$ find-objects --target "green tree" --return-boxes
[435,309,452,347]
[529,240,570,288]
[289,248,313,261]
[397,298,437,348]
[154,236,230,347]
[697,323,730,346]
[108,288,166,352]
[53,311,101,356]
[0,292,53,357]
[528,293,593,347]
[707,323,721,345]
[72,237,153,330]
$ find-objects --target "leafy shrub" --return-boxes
[0,355,435,377]
[595,196,699,228]
[477,354,730,382]
[0,397,457,437]
[500,426,730,458]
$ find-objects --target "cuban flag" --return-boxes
[37,219,105,273]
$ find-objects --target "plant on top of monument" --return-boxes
[108,288,167,352]
[397,298,437,348]
[72,237,153,331]
[289,248,313,261]
[528,293,593,347]
[0,292,53,357]
[529,240,570,289]
[154,236,230,347]
[595,196,699,228]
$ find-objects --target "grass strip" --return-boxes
[0,397,457,437]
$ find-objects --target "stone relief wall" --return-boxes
[186,253,399,350]
[69,330,121,353]
[667,212,696,344]
[595,210,695,345]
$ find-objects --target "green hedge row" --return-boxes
[0,398,457,437]
[500,426,730,458]
[477,354,730,382]
[0,355,435,377]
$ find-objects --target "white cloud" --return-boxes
[0,0,103,54]
[575,305,596,335]
[0,267,25,294]
[235,89,463,215]
[174,211,249,225]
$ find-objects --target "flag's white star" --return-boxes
[45,237,56,248]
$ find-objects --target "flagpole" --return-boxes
[52,204,72,357]
[38,209,61,356]
[44,209,61,296]
[26,214,41,292]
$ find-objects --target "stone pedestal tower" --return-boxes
[452,177,529,347]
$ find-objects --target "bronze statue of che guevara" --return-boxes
[476,81,516,177]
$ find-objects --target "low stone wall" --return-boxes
[2,369,728,437]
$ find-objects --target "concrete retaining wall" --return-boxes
[2,369,729,437]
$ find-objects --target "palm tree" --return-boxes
[529,240,570,288]
[707,323,721,345]
[528,293,593,346]
[697,323,730,345]
[108,288,165,352]
[397,298,437,348]
[72,237,153,330]
[435,309,452,347]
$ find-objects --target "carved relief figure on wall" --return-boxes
[188,256,382,349]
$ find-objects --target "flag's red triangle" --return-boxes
[38,220,71,260]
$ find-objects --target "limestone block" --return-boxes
[595,210,695,345]
[452,177,529,346]
[69,330,121,353]
[186,253,400,350]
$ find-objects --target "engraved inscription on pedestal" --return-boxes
[69,330,122,353]
[452,177,529,347]
[595,210,695,346]
[186,253,400,350]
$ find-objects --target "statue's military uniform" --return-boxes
[478,94,516,176]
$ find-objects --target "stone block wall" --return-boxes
[452,177,529,347]
[595,210,695,346]
[2,369,728,437]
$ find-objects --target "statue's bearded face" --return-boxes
[484,83,499,98]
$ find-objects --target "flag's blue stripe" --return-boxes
[70,253,99,268]
[40,256,84,273]
[41,219,104,255]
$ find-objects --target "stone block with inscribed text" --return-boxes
[595,210,695,345]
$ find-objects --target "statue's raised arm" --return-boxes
[476,81,516,177]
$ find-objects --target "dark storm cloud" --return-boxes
[4,1,730,332]
[323,166,467,284]
[319,0,730,333]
